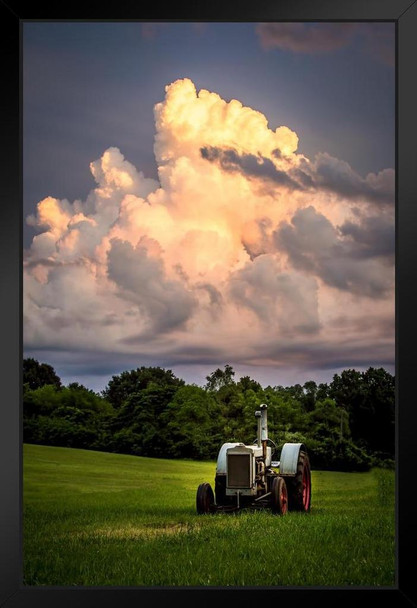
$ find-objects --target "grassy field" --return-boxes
[23,443,396,587]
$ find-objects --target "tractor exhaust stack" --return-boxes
[260,403,268,442]
[256,403,268,460]
[260,404,268,460]
[255,410,262,447]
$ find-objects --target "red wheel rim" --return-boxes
[280,482,288,514]
[302,466,311,510]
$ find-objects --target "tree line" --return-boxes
[23,358,395,471]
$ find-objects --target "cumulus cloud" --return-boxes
[24,78,395,380]
[107,237,196,334]
[153,77,299,164]
[275,206,394,298]
[339,213,395,259]
[229,254,320,334]
[200,147,394,206]
[309,153,395,205]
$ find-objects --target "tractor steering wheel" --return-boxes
[252,437,277,457]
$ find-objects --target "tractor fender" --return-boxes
[216,442,243,475]
[279,443,306,476]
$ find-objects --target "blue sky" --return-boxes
[23,22,395,391]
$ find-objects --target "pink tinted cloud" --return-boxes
[24,78,395,377]
[256,22,394,66]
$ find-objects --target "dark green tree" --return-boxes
[262,386,307,445]
[328,367,395,458]
[23,383,115,451]
[307,398,350,441]
[286,383,304,402]
[302,380,318,412]
[23,384,62,418]
[109,383,179,456]
[205,364,235,391]
[316,382,330,402]
[304,398,371,471]
[103,366,184,409]
[361,367,395,457]
[62,383,114,414]
[161,385,223,459]
[23,358,62,390]
[237,375,262,393]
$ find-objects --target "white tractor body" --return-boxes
[196,404,312,514]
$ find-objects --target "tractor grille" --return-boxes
[227,453,251,488]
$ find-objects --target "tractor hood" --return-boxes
[216,442,272,474]
[216,442,242,475]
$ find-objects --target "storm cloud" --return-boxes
[24,78,395,385]
[200,146,303,190]
[200,147,394,206]
[257,23,358,54]
[256,22,395,66]
[310,153,395,205]
[275,206,394,298]
[107,238,197,334]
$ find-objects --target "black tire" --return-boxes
[196,482,215,514]
[270,476,288,515]
[286,450,311,512]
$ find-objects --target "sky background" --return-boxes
[23,21,395,392]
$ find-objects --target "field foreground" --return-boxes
[23,444,395,587]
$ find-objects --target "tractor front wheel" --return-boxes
[287,451,311,512]
[271,476,288,515]
[196,482,215,514]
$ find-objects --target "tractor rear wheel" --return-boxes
[196,482,215,514]
[271,476,288,515]
[287,450,311,512]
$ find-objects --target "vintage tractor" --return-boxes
[196,404,311,515]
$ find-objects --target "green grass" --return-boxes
[23,443,396,587]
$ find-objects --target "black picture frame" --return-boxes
[1,1,416,607]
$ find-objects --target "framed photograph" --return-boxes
[1,0,416,606]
